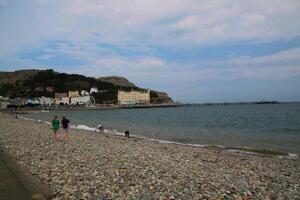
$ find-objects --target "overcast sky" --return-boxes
[1,0,300,102]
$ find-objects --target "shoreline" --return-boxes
[3,101,300,114]
[19,114,299,159]
[0,112,299,199]
[1,103,182,113]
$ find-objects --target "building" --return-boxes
[0,96,9,101]
[8,98,26,108]
[68,90,80,98]
[55,97,70,105]
[54,93,69,105]
[0,97,10,109]
[55,93,68,99]
[118,90,150,105]
[26,98,40,105]
[70,96,91,105]
[39,97,54,106]
[0,101,10,109]
[90,87,98,94]
[81,90,89,96]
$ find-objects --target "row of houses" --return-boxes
[0,88,94,108]
[0,88,151,109]
[53,90,94,105]
[52,89,151,106]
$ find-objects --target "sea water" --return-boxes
[25,103,300,155]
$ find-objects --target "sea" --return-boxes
[24,103,300,156]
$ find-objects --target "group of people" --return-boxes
[52,116,130,140]
[52,116,70,141]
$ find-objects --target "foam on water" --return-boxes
[145,138,228,149]
[278,153,299,160]
[73,124,97,132]
[22,117,36,121]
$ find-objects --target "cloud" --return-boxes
[166,1,300,45]
[65,56,169,80]
[55,44,300,87]
[228,47,300,66]
[38,54,55,60]
[240,13,265,26]
[1,0,300,101]
[33,0,48,4]
[195,47,300,80]
[1,0,300,58]
[136,47,300,84]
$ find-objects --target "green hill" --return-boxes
[0,69,173,104]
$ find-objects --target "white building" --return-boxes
[0,96,9,101]
[26,98,40,105]
[0,102,10,109]
[81,90,89,96]
[0,96,9,109]
[118,90,150,105]
[39,97,54,106]
[70,96,91,105]
[90,87,98,94]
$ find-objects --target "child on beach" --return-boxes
[52,115,60,139]
[61,116,70,141]
[96,123,104,132]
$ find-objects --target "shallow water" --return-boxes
[25,103,300,154]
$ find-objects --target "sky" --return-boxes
[1,0,300,103]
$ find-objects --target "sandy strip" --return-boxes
[0,112,299,199]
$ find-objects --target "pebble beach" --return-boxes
[0,113,299,199]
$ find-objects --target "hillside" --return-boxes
[0,69,40,85]
[98,76,136,87]
[0,69,173,104]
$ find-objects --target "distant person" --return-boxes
[96,123,104,132]
[52,115,60,139]
[61,116,70,141]
[125,130,130,138]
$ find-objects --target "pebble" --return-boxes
[0,113,299,199]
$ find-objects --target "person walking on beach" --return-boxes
[52,115,60,139]
[61,116,70,141]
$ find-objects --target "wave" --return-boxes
[278,153,299,159]
[18,115,298,160]
[72,124,126,136]
[72,124,97,132]
[144,139,298,159]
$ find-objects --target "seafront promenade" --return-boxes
[0,149,52,200]
[0,113,299,199]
